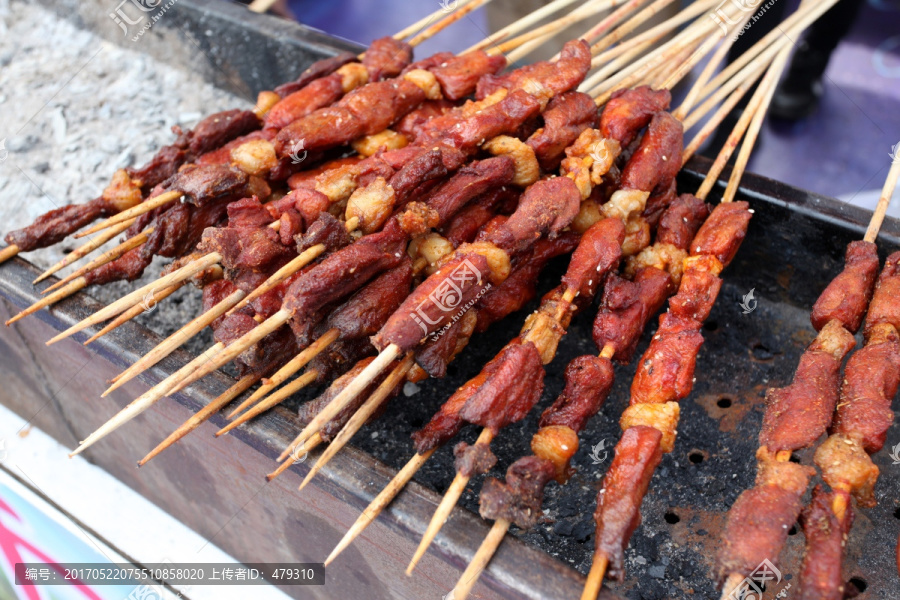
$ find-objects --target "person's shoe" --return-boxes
[770,41,828,121]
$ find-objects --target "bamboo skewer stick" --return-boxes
[225,328,340,420]
[465,0,583,53]
[393,0,479,41]
[864,158,900,243]
[588,0,678,56]
[42,253,221,345]
[285,344,402,451]
[166,309,293,396]
[0,244,19,264]
[489,0,619,56]
[69,341,227,457]
[408,0,495,47]
[103,289,245,396]
[82,281,185,346]
[297,354,414,491]
[75,191,182,239]
[42,226,154,294]
[216,370,319,436]
[407,428,495,574]
[34,218,136,284]
[5,278,89,326]
[447,518,511,600]
[137,373,258,466]
[265,433,324,481]
[577,0,650,46]
[325,449,436,567]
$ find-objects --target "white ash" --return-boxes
[0,2,246,345]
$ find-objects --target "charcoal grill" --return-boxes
[1,1,899,598]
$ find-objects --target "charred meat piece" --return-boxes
[864,251,900,338]
[412,367,488,454]
[811,240,879,333]
[475,233,579,332]
[540,355,615,433]
[274,51,357,97]
[527,91,598,171]
[373,249,494,352]
[454,441,498,478]
[323,257,413,341]
[4,197,109,251]
[127,144,188,192]
[593,267,672,363]
[690,201,752,267]
[83,246,153,286]
[600,86,671,147]
[797,486,853,600]
[668,255,723,322]
[284,225,408,346]
[414,310,477,379]
[717,450,815,582]
[141,199,230,262]
[386,148,448,206]
[265,73,345,131]
[831,323,900,453]
[489,176,581,254]
[275,79,425,157]
[424,157,516,226]
[630,312,703,405]
[163,164,251,207]
[479,456,556,529]
[656,193,710,250]
[295,212,353,254]
[593,425,663,581]
[430,50,507,100]
[619,111,683,195]
[759,320,856,453]
[184,109,262,158]
[458,341,544,433]
[561,217,626,303]
[363,37,413,81]
[395,100,456,143]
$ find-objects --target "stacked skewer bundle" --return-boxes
[3,0,895,597]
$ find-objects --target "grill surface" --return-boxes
[2,2,900,598]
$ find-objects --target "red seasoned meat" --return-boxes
[630,312,703,405]
[264,73,345,130]
[395,99,456,142]
[4,198,108,251]
[458,341,544,433]
[593,425,663,581]
[386,148,448,206]
[430,50,507,100]
[295,212,353,254]
[453,441,498,478]
[163,164,250,207]
[690,201,752,267]
[441,186,518,246]
[323,258,413,341]
[414,309,477,379]
[600,86,671,147]
[759,320,856,453]
[619,111,683,195]
[657,193,710,250]
[539,355,615,432]
[593,267,672,363]
[797,486,853,600]
[412,365,490,454]
[527,91,598,170]
[479,456,556,529]
[811,240,879,333]
[436,89,542,159]
[424,157,515,226]
[274,51,357,97]
[560,217,626,303]
[284,225,408,346]
[83,246,153,286]
[363,37,413,81]
[864,251,900,338]
[373,250,492,352]
[488,176,581,254]
[831,323,900,453]
[187,109,261,157]
[474,233,579,332]
[668,255,723,322]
